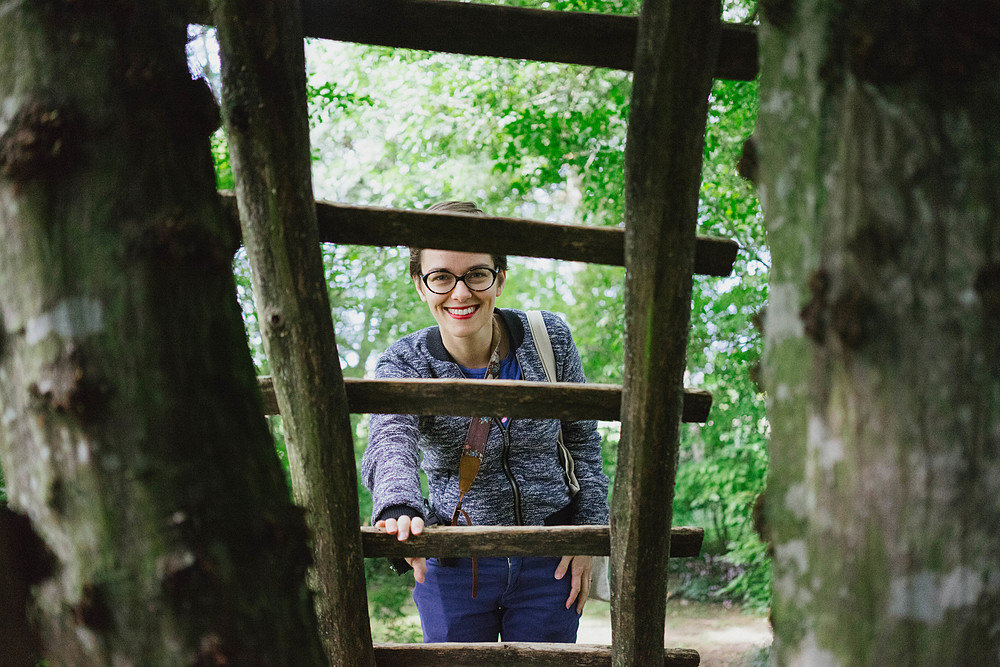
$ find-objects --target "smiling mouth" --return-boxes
[445,305,479,319]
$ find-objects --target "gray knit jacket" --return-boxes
[362,308,609,530]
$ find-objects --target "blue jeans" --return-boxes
[413,556,581,642]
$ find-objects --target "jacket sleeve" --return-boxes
[543,312,610,525]
[361,348,427,526]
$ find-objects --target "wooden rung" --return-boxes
[361,525,704,559]
[219,194,739,276]
[313,201,738,276]
[373,642,701,666]
[258,377,713,424]
[299,0,756,82]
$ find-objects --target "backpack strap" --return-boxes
[526,311,581,497]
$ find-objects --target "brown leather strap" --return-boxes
[450,498,477,596]
[450,314,504,599]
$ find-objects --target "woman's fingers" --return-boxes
[560,555,594,613]
[407,557,428,583]
[377,515,425,540]
[554,555,572,580]
[377,518,426,582]
[397,515,412,540]
[576,563,592,614]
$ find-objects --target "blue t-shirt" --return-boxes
[458,348,520,380]
[459,349,520,428]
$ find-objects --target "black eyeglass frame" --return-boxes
[419,267,500,295]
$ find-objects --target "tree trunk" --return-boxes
[0,3,326,663]
[213,0,375,662]
[756,1,1000,664]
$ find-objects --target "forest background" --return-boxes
[0,0,768,642]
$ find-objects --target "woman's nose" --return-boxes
[450,279,474,299]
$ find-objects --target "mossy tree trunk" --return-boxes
[756,1,1000,663]
[0,3,326,663]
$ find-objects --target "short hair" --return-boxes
[408,201,509,278]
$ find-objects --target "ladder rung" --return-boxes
[300,0,757,81]
[258,377,713,423]
[313,201,738,276]
[219,194,739,276]
[361,525,703,559]
[373,642,701,666]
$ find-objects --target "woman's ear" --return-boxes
[495,271,506,298]
[413,275,428,303]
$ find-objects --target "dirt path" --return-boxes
[578,600,771,666]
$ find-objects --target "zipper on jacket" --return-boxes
[498,419,524,526]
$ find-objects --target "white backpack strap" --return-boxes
[526,311,580,497]
[526,310,557,381]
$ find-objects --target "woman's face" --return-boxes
[413,249,505,345]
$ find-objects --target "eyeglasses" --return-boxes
[420,267,499,294]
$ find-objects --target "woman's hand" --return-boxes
[374,515,427,583]
[554,555,593,614]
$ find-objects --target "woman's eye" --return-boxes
[468,270,490,280]
[429,273,451,283]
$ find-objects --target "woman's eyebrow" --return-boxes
[424,264,493,273]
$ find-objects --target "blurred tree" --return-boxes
[0,3,326,663]
[757,0,1000,662]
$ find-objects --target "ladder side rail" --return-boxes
[212,1,375,664]
[612,1,722,665]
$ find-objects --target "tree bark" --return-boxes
[757,1,1000,663]
[213,0,374,663]
[0,3,325,663]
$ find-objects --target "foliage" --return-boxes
[365,559,423,642]
[669,553,746,604]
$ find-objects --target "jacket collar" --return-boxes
[426,308,525,363]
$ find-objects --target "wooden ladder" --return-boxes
[209,0,757,664]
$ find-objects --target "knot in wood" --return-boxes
[32,347,109,421]
[799,269,829,344]
[73,582,112,631]
[33,349,85,411]
[830,288,873,350]
[265,310,286,333]
[0,99,77,182]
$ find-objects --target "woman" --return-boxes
[361,201,609,643]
